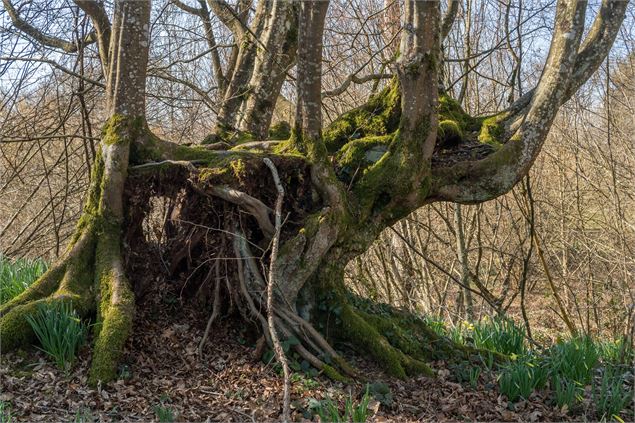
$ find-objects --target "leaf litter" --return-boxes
[0,282,599,422]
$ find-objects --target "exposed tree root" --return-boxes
[120,158,493,383]
[0,230,95,350]
[1,150,497,389]
[337,304,434,378]
[1,137,136,386]
[90,223,135,385]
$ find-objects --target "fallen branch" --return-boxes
[263,157,291,423]
[198,261,222,358]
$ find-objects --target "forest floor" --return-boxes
[0,281,593,422]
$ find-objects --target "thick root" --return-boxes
[0,296,75,350]
[88,275,134,385]
[331,296,505,379]
[89,226,135,386]
[338,305,434,378]
[0,229,96,317]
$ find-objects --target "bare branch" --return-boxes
[441,0,460,41]
[0,56,105,88]
[74,0,111,73]
[3,0,97,52]
[323,72,393,98]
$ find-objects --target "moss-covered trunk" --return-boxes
[0,116,138,384]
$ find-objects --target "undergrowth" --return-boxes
[310,387,372,423]
[0,255,47,304]
[25,302,87,371]
[423,314,633,420]
[0,401,12,423]
[3,252,632,421]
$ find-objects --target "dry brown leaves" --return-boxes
[0,284,581,422]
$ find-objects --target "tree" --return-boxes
[0,0,628,385]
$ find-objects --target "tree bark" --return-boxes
[214,1,270,135]
[237,1,297,139]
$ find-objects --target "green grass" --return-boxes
[597,337,634,366]
[0,254,47,304]
[25,302,87,371]
[421,315,446,337]
[72,407,94,423]
[553,375,582,410]
[497,356,547,402]
[593,365,632,421]
[422,315,526,357]
[310,388,372,423]
[153,404,175,423]
[471,317,527,356]
[545,336,599,386]
[0,401,12,423]
[422,313,632,419]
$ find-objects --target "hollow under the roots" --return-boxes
[120,161,487,381]
[1,156,490,386]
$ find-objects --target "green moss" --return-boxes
[400,353,434,377]
[199,167,229,182]
[230,159,246,179]
[335,302,434,377]
[89,278,134,385]
[0,299,47,350]
[102,115,145,146]
[202,122,233,145]
[361,311,425,359]
[324,81,401,153]
[89,228,134,386]
[289,128,331,163]
[438,120,464,147]
[70,152,104,242]
[129,136,161,165]
[352,120,430,220]
[0,295,81,351]
[321,364,349,382]
[339,304,406,378]
[477,114,507,147]
[324,89,485,158]
[57,238,96,315]
[334,136,391,183]
[336,136,391,168]
[202,127,254,145]
[101,114,162,164]
[268,121,291,140]
[236,132,255,144]
[438,95,480,131]
[170,145,249,167]
[271,140,304,157]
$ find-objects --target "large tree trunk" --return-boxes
[0,0,151,385]
[213,1,270,136]
[236,1,297,139]
[212,0,297,142]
